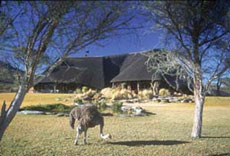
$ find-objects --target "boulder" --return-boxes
[45,112,55,115]
[18,110,45,115]
[120,105,147,116]
[152,97,161,102]
[160,99,170,103]
[56,113,69,117]
[180,98,193,103]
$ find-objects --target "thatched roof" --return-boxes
[40,57,105,89]
[110,53,162,83]
[38,50,184,89]
[103,54,127,85]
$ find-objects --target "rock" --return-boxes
[18,110,45,115]
[152,97,160,102]
[160,99,170,103]
[181,98,192,103]
[121,105,132,112]
[132,106,144,113]
[134,108,145,116]
[132,98,139,102]
[45,112,55,115]
[120,105,147,116]
[56,113,68,117]
[120,99,134,103]
[168,97,180,103]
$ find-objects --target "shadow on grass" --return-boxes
[19,103,75,113]
[108,140,189,146]
[209,153,230,156]
[202,136,230,139]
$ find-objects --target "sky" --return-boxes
[74,29,165,57]
[71,9,166,58]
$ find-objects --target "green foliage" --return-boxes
[111,101,123,113]
[74,98,83,105]
[20,103,75,113]
[96,100,107,112]
[82,86,89,93]
[74,88,82,94]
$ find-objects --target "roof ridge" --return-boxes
[67,49,162,59]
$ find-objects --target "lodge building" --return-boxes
[35,50,189,94]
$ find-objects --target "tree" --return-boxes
[216,76,230,93]
[142,1,230,138]
[0,1,135,141]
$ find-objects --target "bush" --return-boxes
[82,86,89,93]
[85,89,97,97]
[111,101,123,113]
[74,88,82,94]
[81,86,89,93]
[101,87,133,100]
[138,89,153,99]
[92,93,103,100]
[96,100,107,112]
[20,103,75,113]
[159,88,171,96]
[101,87,115,99]
[74,98,84,105]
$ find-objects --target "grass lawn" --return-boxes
[0,93,75,108]
[0,93,230,156]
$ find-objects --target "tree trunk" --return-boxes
[137,82,140,93]
[0,85,27,141]
[191,69,205,138]
[151,81,160,96]
[216,78,221,96]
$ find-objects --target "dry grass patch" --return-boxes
[205,96,230,107]
[0,94,230,156]
[0,93,74,108]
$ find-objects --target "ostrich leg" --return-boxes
[83,129,88,144]
[75,125,82,145]
[99,119,111,140]
[100,120,105,138]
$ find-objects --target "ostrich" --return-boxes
[69,104,111,145]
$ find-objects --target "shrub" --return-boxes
[92,93,103,100]
[101,87,133,100]
[74,88,82,94]
[138,89,153,99]
[112,91,123,100]
[111,89,132,100]
[96,100,107,112]
[85,89,97,97]
[111,101,123,113]
[159,88,171,96]
[82,86,89,93]
[101,87,114,99]
[74,98,84,105]
[20,103,74,113]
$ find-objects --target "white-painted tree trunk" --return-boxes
[0,85,27,141]
[191,69,205,138]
